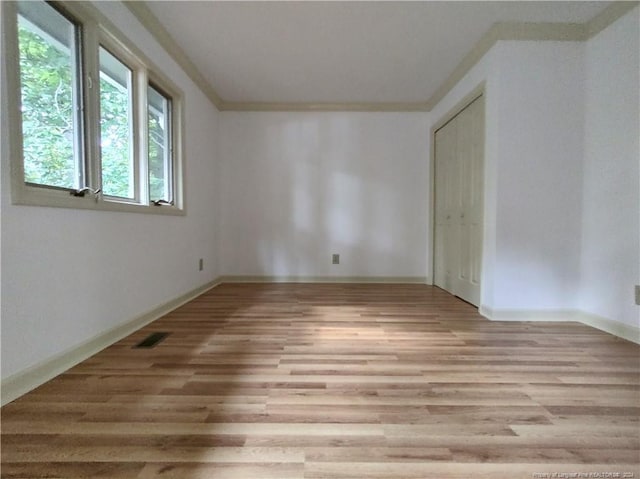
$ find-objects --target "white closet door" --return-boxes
[454,95,484,305]
[434,118,458,292]
[433,94,484,306]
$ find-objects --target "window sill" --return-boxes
[12,185,185,216]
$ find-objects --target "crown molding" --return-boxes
[497,21,587,41]
[425,2,638,111]
[586,1,639,38]
[123,1,638,113]
[219,102,429,112]
[122,1,223,109]
[424,21,588,110]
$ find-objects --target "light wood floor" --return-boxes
[2,283,639,478]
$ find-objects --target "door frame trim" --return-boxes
[428,81,486,297]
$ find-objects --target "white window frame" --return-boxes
[3,0,185,215]
[98,35,143,204]
[146,77,175,205]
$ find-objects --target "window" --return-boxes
[99,45,134,200]
[17,1,83,191]
[147,83,173,204]
[5,0,184,214]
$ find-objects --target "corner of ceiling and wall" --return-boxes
[123,0,638,114]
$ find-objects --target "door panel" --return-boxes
[456,106,471,287]
[434,120,457,292]
[433,94,484,306]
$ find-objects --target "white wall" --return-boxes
[217,112,430,279]
[491,41,585,311]
[580,7,640,329]
[429,48,500,308]
[430,41,586,313]
[431,8,639,333]
[0,3,5,363]
[0,2,220,380]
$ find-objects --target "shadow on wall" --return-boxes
[222,113,428,277]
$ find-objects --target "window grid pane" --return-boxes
[148,84,172,203]
[99,46,134,199]
[17,1,82,190]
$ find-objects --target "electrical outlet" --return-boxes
[199,258,204,271]
[635,285,640,305]
[332,254,340,265]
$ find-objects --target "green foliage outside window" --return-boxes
[99,68,132,199]
[148,92,169,202]
[19,23,134,197]
[19,26,76,189]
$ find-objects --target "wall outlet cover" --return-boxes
[332,254,340,265]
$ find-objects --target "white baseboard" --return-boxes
[479,306,583,322]
[479,306,640,344]
[575,311,640,344]
[218,275,429,284]
[1,279,221,406]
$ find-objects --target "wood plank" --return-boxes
[2,283,639,478]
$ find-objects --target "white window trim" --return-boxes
[98,34,144,204]
[3,0,186,216]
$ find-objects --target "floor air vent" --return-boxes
[134,332,169,349]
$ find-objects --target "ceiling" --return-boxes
[144,1,611,105]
